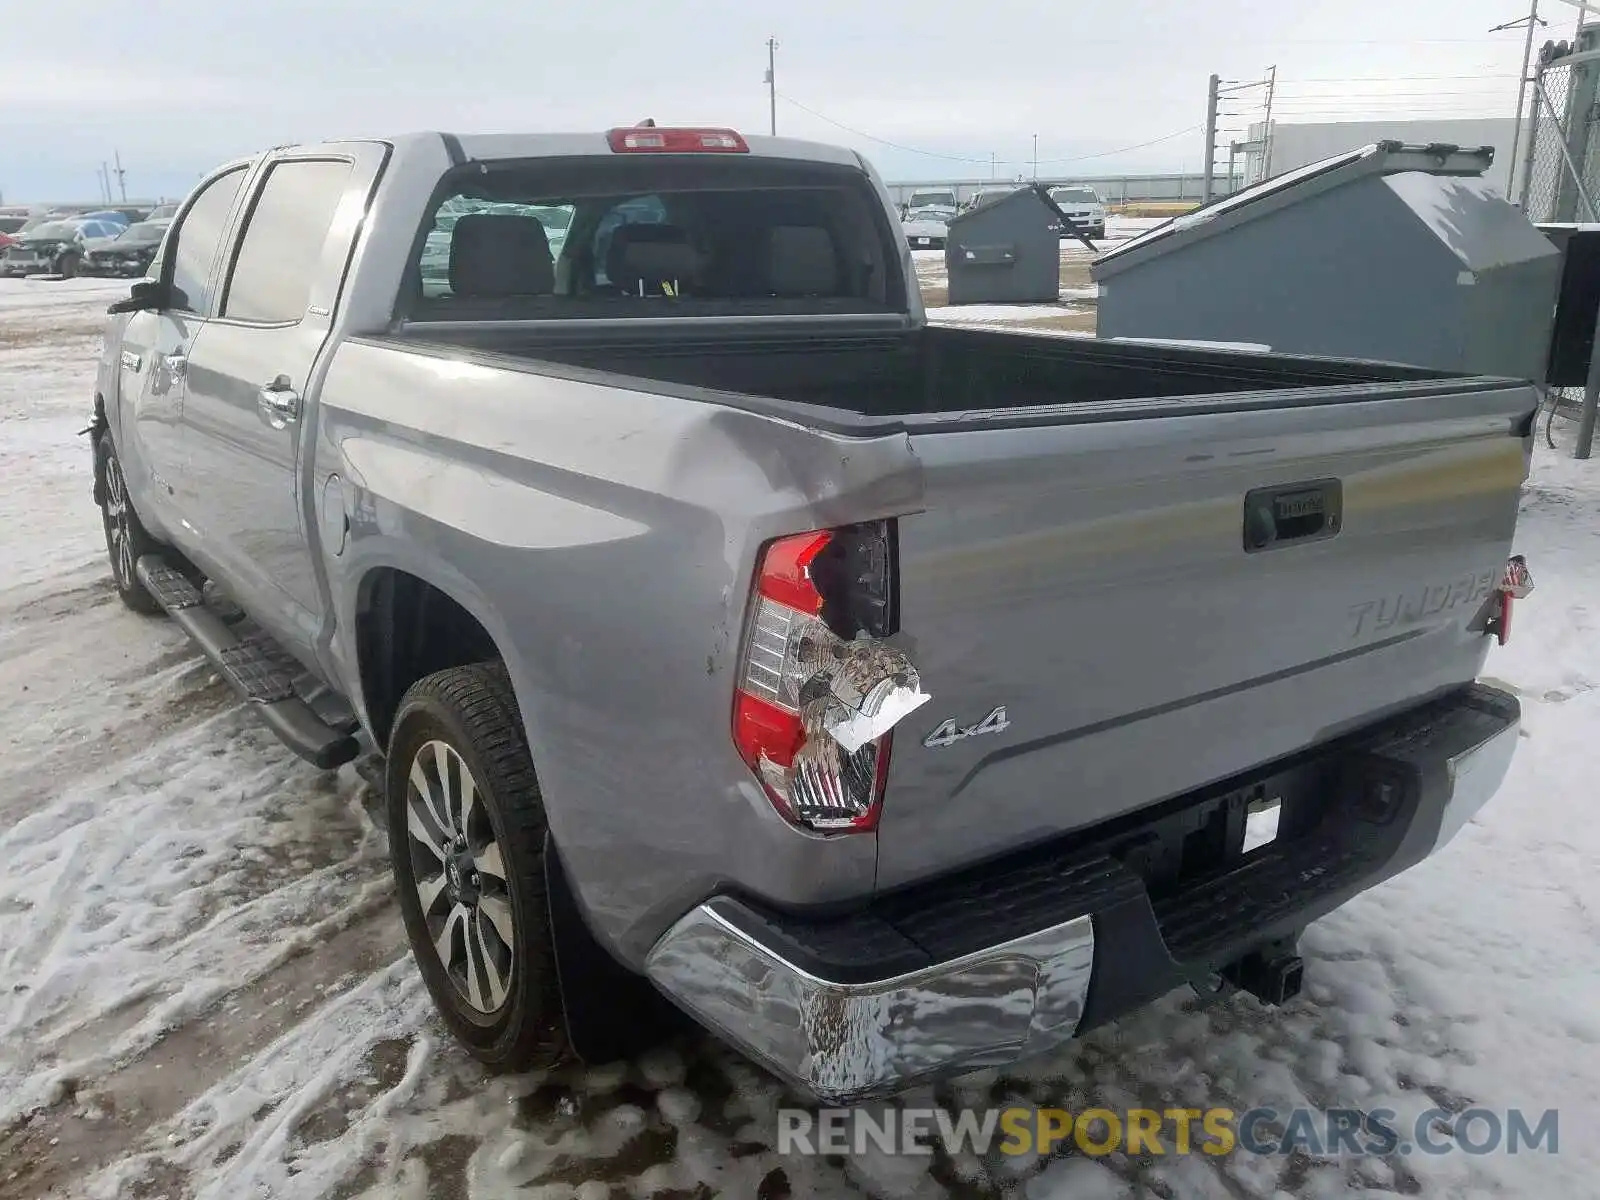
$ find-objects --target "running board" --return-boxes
[136,555,360,770]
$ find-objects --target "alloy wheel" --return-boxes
[102,452,135,589]
[405,739,514,1014]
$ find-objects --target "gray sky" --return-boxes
[0,0,1567,203]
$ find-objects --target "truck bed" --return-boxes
[343,321,1534,895]
[376,322,1473,430]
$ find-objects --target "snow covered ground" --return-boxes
[2,275,1598,1198]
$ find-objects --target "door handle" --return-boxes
[257,375,301,429]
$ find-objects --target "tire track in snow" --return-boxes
[0,907,408,1200]
[0,707,394,1129]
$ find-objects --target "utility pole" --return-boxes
[1202,73,1220,203]
[765,38,778,136]
[1261,65,1279,180]
[1494,3,1547,201]
[114,150,127,203]
[990,151,997,180]
[1032,134,1038,180]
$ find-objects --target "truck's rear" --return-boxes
[336,128,1533,1101]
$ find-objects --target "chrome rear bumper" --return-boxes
[646,684,1518,1104]
[646,899,1093,1103]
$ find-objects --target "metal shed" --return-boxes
[945,184,1089,305]
[1092,142,1563,382]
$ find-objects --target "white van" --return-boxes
[1049,184,1107,240]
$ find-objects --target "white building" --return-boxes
[1245,118,1517,196]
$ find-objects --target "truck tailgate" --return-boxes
[877,382,1533,890]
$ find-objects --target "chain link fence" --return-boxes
[1520,40,1600,450]
[1520,60,1586,224]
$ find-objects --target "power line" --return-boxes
[1272,89,1520,97]
[1273,73,1520,82]
[776,92,1199,166]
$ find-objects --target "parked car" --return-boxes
[78,209,132,228]
[964,184,1023,212]
[1048,184,1107,239]
[1,218,123,277]
[91,127,1532,1104]
[83,219,171,277]
[0,216,22,251]
[900,189,958,249]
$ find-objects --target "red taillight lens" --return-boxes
[1488,554,1534,646]
[606,127,750,154]
[732,524,917,834]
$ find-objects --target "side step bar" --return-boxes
[136,555,360,770]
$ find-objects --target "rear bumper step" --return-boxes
[645,683,1519,1103]
[135,556,359,770]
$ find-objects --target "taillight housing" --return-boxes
[606,127,750,153]
[732,521,919,834]
[1486,554,1534,645]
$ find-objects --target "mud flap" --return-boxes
[544,835,689,1064]
[86,405,108,507]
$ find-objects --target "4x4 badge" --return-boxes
[923,706,1011,748]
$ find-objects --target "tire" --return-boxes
[58,253,79,280]
[387,662,567,1070]
[96,435,163,615]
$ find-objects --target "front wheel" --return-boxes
[96,435,162,614]
[387,663,566,1069]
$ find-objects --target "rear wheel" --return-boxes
[387,663,566,1069]
[96,436,162,615]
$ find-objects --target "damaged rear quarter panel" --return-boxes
[313,340,925,966]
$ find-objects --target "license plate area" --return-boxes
[1111,757,1338,897]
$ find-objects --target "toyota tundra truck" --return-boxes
[89,125,1533,1103]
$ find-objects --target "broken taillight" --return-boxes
[1487,554,1534,645]
[732,522,925,833]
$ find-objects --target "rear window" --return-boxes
[405,156,904,321]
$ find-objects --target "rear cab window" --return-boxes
[405,155,906,321]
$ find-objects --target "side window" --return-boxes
[222,159,354,324]
[168,168,247,315]
[592,195,667,286]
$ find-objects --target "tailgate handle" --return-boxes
[1243,479,1342,552]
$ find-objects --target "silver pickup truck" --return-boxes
[90,125,1534,1104]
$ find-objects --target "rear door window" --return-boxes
[222,159,354,324]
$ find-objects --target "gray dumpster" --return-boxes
[945,184,1076,305]
[1092,142,1562,382]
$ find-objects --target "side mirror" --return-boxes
[107,279,166,315]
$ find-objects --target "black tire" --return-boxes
[58,253,79,280]
[96,434,163,615]
[386,662,567,1070]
